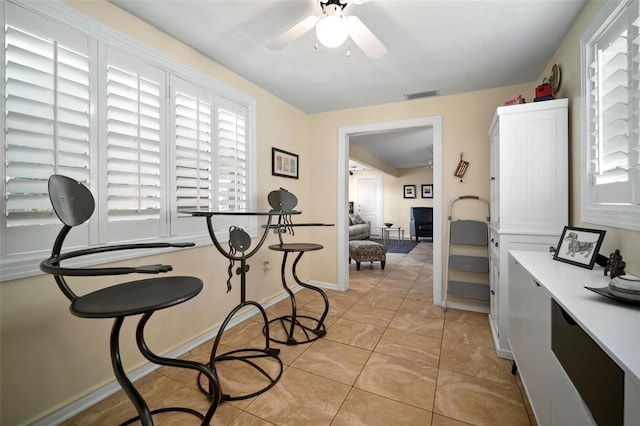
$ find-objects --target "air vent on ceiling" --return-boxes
[404,89,440,100]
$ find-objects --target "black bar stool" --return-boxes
[265,188,330,345]
[40,175,221,425]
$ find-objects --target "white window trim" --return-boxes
[580,0,640,231]
[0,0,257,281]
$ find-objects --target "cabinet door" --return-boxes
[549,356,597,426]
[520,276,552,425]
[508,254,552,425]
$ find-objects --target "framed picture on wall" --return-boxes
[272,147,299,179]
[404,185,416,199]
[421,184,433,198]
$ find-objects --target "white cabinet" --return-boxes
[508,251,640,426]
[488,99,568,359]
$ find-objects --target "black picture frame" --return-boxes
[553,226,606,269]
[421,184,433,198]
[272,147,299,179]
[403,184,416,199]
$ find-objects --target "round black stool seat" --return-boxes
[71,276,203,318]
[268,242,323,253]
[267,243,328,345]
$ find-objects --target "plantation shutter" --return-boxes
[103,49,166,241]
[216,95,247,211]
[3,3,92,256]
[588,1,640,205]
[169,76,213,235]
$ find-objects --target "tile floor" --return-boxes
[63,241,536,426]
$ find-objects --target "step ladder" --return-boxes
[444,195,490,312]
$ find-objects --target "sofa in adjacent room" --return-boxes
[348,213,370,240]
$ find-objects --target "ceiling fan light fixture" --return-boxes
[316,5,349,48]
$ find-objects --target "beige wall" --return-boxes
[3,1,639,425]
[349,167,434,234]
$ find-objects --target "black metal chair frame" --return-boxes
[264,188,330,345]
[39,175,221,426]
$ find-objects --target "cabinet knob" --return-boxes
[494,242,499,247]
[491,238,495,243]
[490,177,496,181]
[490,290,495,295]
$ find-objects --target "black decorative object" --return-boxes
[604,250,626,279]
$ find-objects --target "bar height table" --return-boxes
[179,208,299,402]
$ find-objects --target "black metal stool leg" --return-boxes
[265,249,329,345]
[136,312,221,425]
[110,317,153,426]
[291,251,329,334]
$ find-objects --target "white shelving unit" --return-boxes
[488,98,568,359]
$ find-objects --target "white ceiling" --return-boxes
[108,0,586,168]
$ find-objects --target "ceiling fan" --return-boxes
[267,0,386,59]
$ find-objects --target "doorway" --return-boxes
[337,116,444,306]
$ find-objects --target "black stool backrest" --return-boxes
[268,188,297,212]
[48,174,95,227]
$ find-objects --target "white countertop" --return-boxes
[509,250,640,383]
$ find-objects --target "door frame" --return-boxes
[336,116,443,306]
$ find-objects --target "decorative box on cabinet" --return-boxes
[488,98,568,359]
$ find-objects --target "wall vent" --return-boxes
[404,89,440,100]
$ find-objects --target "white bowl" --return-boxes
[609,275,640,301]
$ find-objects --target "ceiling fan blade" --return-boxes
[267,16,318,50]
[346,15,386,59]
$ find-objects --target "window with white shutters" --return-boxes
[2,2,94,265]
[170,76,214,236]
[1,0,257,281]
[102,49,166,242]
[216,95,248,211]
[582,0,640,230]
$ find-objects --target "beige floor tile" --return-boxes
[398,298,445,318]
[357,289,405,310]
[291,339,371,385]
[229,411,277,425]
[434,369,530,426]
[354,352,438,410]
[304,291,358,317]
[445,308,490,325]
[388,309,444,340]
[442,319,493,348]
[214,350,283,408]
[439,339,515,386]
[244,367,350,425]
[431,413,474,425]
[325,318,386,350]
[374,328,441,368]
[332,388,433,426]
[341,302,396,327]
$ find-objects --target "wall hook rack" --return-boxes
[454,152,469,182]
